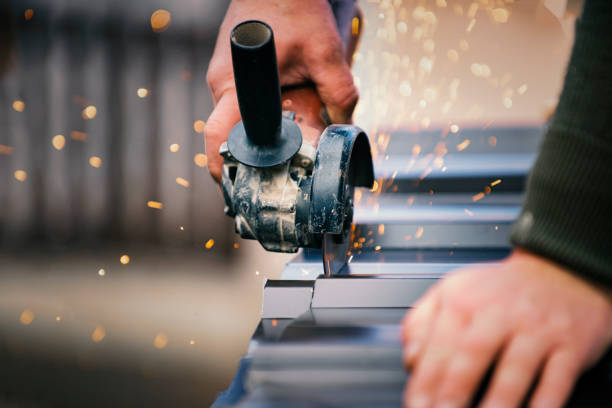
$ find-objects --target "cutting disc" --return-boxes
[321,185,354,277]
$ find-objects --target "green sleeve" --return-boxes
[511,0,612,286]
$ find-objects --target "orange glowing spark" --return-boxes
[415,227,424,238]
[137,88,149,98]
[56,316,61,321]
[472,192,485,202]
[491,179,502,186]
[0,144,13,155]
[151,9,171,33]
[419,167,432,180]
[193,120,206,133]
[494,225,499,231]
[147,201,163,209]
[153,332,168,349]
[12,100,25,112]
[457,139,471,151]
[91,325,106,342]
[169,143,180,152]
[14,170,27,182]
[351,17,360,36]
[89,156,102,168]
[20,309,34,325]
[190,340,195,345]
[70,131,88,141]
[466,18,476,32]
[450,124,459,133]
[120,255,130,264]
[205,239,214,249]
[378,224,385,235]
[412,144,421,156]
[194,153,208,167]
[175,177,190,188]
[370,180,379,192]
[434,141,447,156]
[82,105,97,119]
[484,186,492,194]
[98,268,106,276]
[464,208,474,216]
[233,243,239,249]
[272,319,278,327]
[52,135,65,150]
[375,245,382,251]
[488,136,497,147]
[24,9,34,20]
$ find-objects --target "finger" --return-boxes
[406,308,468,408]
[434,305,509,408]
[529,349,581,408]
[306,43,358,123]
[479,334,549,408]
[204,90,240,182]
[402,285,441,368]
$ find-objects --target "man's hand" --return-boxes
[205,0,358,182]
[402,249,612,408]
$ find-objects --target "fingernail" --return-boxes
[409,394,431,408]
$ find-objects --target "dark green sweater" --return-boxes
[511,0,612,286]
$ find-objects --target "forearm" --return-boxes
[511,0,612,285]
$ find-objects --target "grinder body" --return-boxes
[220,18,373,254]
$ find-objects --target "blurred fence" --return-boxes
[0,0,236,250]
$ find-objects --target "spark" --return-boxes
[91,325,106,342]
[98,268,106,276]
[457,139,471,151]
[169,143,180,152]
[89,156,102,168]
[179,226,184,231]
[153,332,168,349]
[151,9,171,33]
[175,177,190,188]
[450,124,459,133]
[190,340,195,345]
[12,100,25,112]
[20,309,34,325]
[147,201,163,209]
[494,225,499,231]
[56,316,61,321]
[370,180,379,192]
[375,245,382,251]
[466,18,476,33]
[205,239,214,249]
[352,17,360,36]
[491,179,502,186]
[415,227,424,238]
[464,208,474,216]
[484,186,492,194]
[503,97,513,108]
[82,105,97,119]
[70,131,87,141]
[120,255,130,264]
[233,243,239,249]
[492,8,509,23]
[193,120,206,133]
[255,270,260,275]
[0,145,13,155]
[52,135,66,150]
[412,144,421,156]
[459,39,469,51]
[137,88,149,98]
[24,9,34,20]
[271,319,278,327]
[518,84,528,95]
[472,192,485,202]
[399,80,412,97]
[194,153,208,167]
[14,170,27,182]
[488,136,497,147]
[378,224,385,235]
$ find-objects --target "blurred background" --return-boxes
[0,0,582,406]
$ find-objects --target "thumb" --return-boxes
[204,90,241,183]
[307,46,359,124]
